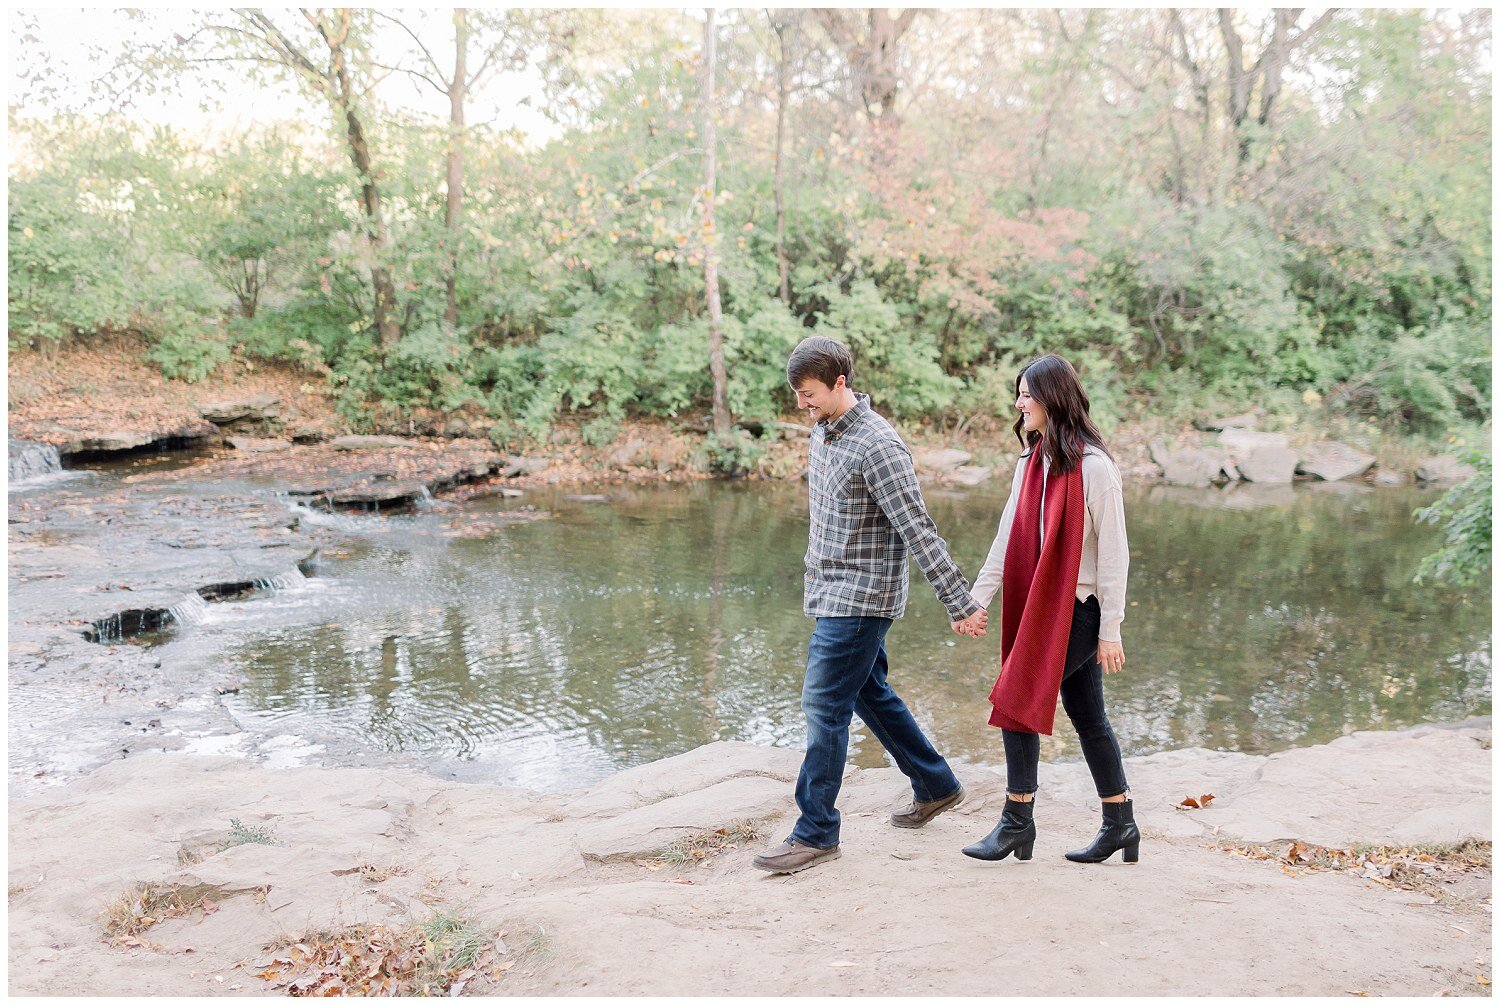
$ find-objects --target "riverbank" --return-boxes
[10,333,1475,492]
[7,721,1492,996]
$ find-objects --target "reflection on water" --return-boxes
[215,479,1490,790]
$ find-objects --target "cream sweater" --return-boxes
[970,445,1130,643]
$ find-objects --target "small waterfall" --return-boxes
[253,568,308,594]
[413,485,435,510]
[168,591,210,627]
[90,612,125,645]
[284,498,373,532]
[9,440,62,484]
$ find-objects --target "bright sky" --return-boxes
[7,7,567,154]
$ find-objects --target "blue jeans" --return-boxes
[791,616,961,848]
[1002,596,1129,798]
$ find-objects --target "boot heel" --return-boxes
[1016,839,1035,861]
[1122,840,1139,864]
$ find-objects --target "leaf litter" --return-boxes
[1219,838,1491,897]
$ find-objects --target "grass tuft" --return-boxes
[651,820,762,866]
[217,817,277,851]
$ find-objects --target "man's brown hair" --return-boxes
[786,336,854,390]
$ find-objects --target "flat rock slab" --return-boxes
[33,419,220,457]
[1235,446,1299,483]
[7,721,1494,997]
[1194,412,1260,431]
[565,740,804,819]
[328,435,414,450]
[1219,429,1291,453]
[912,448,972,473]
[502,456,552,477]
[948,465,992,487]
[326,482,429,507]
[1149,439,1236,487]
[197,393,281,424]
[1414,455,1478,483]
[1297,441,1375,481]
[227,436,292,453]
[1104,719,1489,847]
[574,775,793,862]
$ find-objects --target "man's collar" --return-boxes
[823,392,869,439]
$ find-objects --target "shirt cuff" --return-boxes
[947,596,982,621]
[1099,618,1123,644]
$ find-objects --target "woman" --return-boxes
[961,354,1137,864]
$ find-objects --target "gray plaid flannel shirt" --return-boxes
[803,393,980,622]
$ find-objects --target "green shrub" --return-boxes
[704,428,767,477]
[1414,447,1492,586]
[147,327,230,382]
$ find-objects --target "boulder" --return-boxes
[287,420,335,444]
[1296,441,1376,482]
[442,418,472,439]
[327,435,412,451]
[1148,439,1236,488]
[196,393,281,425]
[1236,447,1299,484]
[501,455,551,478]
[1218,428,1291,455]
[651,437,694,472]
[607,437,649,471]
[1414,455,1478,483]
[775,421,811,440]
[1220,429,1297,484]
[913,448,972,474]
[226,437,291,453]
[1195,411,1261,432]
[1373,468,1407,487]
[8,377,46,407]
[948,465,993,487]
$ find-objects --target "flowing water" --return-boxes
[170,478,1490,791]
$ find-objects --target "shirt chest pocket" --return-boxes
[835,462,878,522]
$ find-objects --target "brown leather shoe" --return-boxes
[890,784,965,829]
[752,839,841,874]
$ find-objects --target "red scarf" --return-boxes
[987,446,1086,735]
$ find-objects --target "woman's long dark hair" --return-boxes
[1012,354,1112,473]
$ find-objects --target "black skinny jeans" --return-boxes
[1002,596,1129,799]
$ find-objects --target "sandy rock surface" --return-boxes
[9,724,1491,996]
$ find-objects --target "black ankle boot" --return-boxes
[1065,799,1140,863]
[962,797,1036,861]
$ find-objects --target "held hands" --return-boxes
[950,607,988,638]
[1097,639,1125,674]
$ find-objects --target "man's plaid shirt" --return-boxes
[803,393,980,622]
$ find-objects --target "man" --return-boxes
[753,335,988,875]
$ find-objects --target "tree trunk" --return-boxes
[773,16,793,303]
[702,9,730,437]
[1217,8,1255,166]
[445,9,468,328]
[815,8,920,125]
[323,12,400,348]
